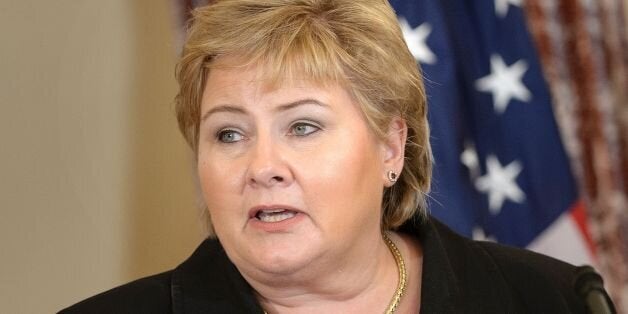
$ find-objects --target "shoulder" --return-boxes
[443,224,587,313]
[416,217,587,313]
[58,271,172,314]
[473,240,586,313]
[57,238,260,314]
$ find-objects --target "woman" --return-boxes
[61,0,610,313]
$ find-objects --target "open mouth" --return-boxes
[254,208,298,223]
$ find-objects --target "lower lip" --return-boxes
[248,212,305,232]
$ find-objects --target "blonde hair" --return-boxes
[175,0,431,236]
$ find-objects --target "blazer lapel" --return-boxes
[170,239,264,314]
[400,216,462,314]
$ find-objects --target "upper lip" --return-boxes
[248,204,302,219]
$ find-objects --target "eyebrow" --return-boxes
[200,98,329,122]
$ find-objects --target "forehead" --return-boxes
[202,56,352,106]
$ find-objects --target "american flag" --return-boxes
[389,0,595,264]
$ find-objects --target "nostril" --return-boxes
[272,176,284,182]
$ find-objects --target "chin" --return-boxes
[259,248,311,272]
[242,239,321,277]
[255,257,308,276]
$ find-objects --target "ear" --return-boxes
[380,117,407,186]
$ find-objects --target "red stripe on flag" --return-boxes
[569,200,596,259]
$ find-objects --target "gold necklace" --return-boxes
[263,233,407,314]
[383,233,407,313]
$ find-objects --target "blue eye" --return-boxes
[217,129,244,143]
[291,122,320,136]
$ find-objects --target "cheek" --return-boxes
[323,126,382,186]
[197,154,244,216]
[301,129,384,223]
[311,147,378,192]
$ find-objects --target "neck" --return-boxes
[241,232,399,313]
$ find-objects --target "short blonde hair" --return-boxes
[175,0,431,236]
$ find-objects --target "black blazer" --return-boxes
[60,216,599,313]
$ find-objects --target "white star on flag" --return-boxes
[399,18,437,65]
[472,226,497,242]
[475,54,531,114]
[475,155,525,215]
[461,143,481,179]
[494,0,522,18]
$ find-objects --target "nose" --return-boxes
[246,136,292,189]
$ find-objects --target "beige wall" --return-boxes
[0,1,202,313]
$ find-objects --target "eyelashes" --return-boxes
[216,129,244,143]
[288,121,321,137]
[214,121,323,144]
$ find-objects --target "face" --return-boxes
[197,60,398,278]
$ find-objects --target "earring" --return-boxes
[387,170,398,183]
